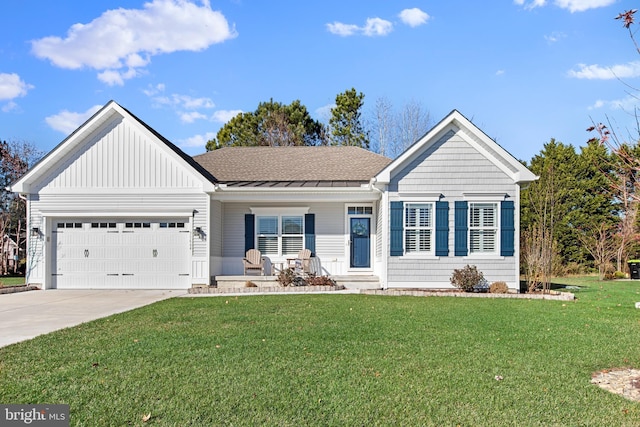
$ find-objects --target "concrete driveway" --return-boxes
[0,289,186,348]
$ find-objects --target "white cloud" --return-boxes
[544,31,566,43]
[363,18,393,36]
[1,101,18,113]
[315,103,335,121]
[398,8,430,27]
[211,109,242,123]
[143,83,166,97]
[177,131,216,148]
[180,111,207,123]
[326,22,360,37]
[589,96,638,111]
[495,69,505,76]
[554,0,616,12]
[514,0,547,10]
[31,0,237,85]
[568,61,640,79]
[45,104,103,134]
[0,73,34,101]
[327,17,393,37]
[515,0,615,12]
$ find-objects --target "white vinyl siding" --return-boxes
[36,117,205,192]
[469,203,497,254]
[386,125,520,288]
[405,203,433,254]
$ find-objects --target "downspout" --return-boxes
[368,178,388,290]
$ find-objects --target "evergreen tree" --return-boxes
[328,88,369,149]
[206,99,326,150]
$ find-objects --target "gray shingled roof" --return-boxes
[192,146,392,187]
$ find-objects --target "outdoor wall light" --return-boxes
[31,227,40,237]
[193,226,206,240]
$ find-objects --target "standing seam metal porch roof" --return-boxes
[192,146,392,187]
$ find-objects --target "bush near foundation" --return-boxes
[450,265,484,292]
[489,281,509,294]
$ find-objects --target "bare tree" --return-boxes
[368,98,431,158]
[576,223,619,280]
[370,97,395,157]
[0,140,42,275]
[396,99,430,157]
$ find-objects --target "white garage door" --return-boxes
[52,219,191,289]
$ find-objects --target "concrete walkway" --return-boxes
[0,289,186,348]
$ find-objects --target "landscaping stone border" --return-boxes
[361,289,576,300]
[0,285,40,295]
[188,285,575,300]
[188,285,345,294]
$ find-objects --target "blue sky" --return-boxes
[1,0,639,162]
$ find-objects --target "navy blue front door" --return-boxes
[350,217,370,268]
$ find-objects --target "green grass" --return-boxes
[1,278,640,426]
[0,276,25,287]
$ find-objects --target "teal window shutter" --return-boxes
[435,201,449,256]
[244,214,255,252]
[500,200,515,256]
[390,201,404,256]
[454,201,468,256]
[305,213,316,256]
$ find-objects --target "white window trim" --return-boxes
[251,207,308,257]
[403,202,435,257]
[467,201,499,256]
[345,203,375,271]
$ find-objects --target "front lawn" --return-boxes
[0,276,25,287]
[1,278,640,425]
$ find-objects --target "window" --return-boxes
[348,206,373,215]
[90,222,116,229]
[469,203,497,254]
[257,216,278,254]
[405,203,433,254]
[256,215,303,256]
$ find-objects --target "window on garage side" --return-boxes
[469,202,497,254]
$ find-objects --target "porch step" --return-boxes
[332,275,381,290]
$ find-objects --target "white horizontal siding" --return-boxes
[35,118,203,192]
[221,202,353,275]
[210,200,223,258]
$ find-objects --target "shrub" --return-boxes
[489,281,509,294]
[450,265,484,292]
[613,271,626,279]
[276,268,295,286]
[305,274,336,286]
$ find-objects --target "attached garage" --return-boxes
[11,101,217,290]
[51,219,191,289]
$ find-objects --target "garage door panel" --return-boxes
[52,219,191,289]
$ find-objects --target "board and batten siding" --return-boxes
[22,113,214,287]
[386,129,520,288]
[34,117,204,193]
[220,202,349,275]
